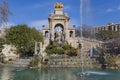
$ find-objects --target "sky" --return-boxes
[1,0,120,30]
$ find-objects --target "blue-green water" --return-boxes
[0,67,120,80]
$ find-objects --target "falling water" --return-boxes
[85,0,94,61]
[80,0,84,73]
[85,0,93,25]
[86,0,94,57]
[80,0,93,74]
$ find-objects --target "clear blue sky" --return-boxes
[4,0,120,30]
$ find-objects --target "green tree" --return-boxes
[96,30,119,41]
[0,38,5,52]
[62,43,76,55]
[6,24,43,56]
[45,42,76,55]
[45,43,64,55]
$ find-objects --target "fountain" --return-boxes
[0,1,120,80]
[78,0,111,78]
[78,0,99,77]
[78,0,90,77]
[0,67,118,80]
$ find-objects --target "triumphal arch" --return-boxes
[43,2,78,48]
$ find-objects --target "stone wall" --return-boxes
[47,55,100,68]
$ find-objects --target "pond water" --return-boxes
[0,66,120,80]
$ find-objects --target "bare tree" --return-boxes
[75,24,94,38]
[0,0,11,27]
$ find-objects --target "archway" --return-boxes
[69,31,73,38]
[54,23,65,45]
[54,24,64,32]
[54,24,64,39]
[45,31,49,39]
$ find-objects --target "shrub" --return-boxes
[29,55,40,67]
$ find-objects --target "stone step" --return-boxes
[48,56,94,68]
[11,59,31,67]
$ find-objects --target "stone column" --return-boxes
[73,30,75,38]
[115,25,118,31]
[111,25,114,31]
[50,20,54,41]
[64,19,68,41]
[34,41,38,55]
[63,21,66,41]
[39,42,43,55]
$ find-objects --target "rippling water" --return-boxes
[0,66,120,80]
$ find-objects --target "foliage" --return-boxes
[0,0,11,25]
[100,38,120,55]
[45,43,64,54]
[0,38,5,52]
[29,55,40,67]
[45,42,76,55]
[62,43,73,50]
[5,25,43,56]
[105,55,116,67]
[97,52,118,68]
[96,30,119,41]
[96,53,107,69]
[62,43,76,55]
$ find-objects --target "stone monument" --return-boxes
[43,2,76,48]
[42,2,102,55]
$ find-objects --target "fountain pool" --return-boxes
[0,67,120,80]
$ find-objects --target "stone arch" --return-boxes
[53,23,65,43]
[45,31,49,39]
[54,23,64,31]
[69,31,73,38]
[54,23,64,38]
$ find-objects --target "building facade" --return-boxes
[95,23,120,33]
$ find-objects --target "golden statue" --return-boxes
[54,2,63,9]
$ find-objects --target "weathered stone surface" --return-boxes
[1,44,19,62]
